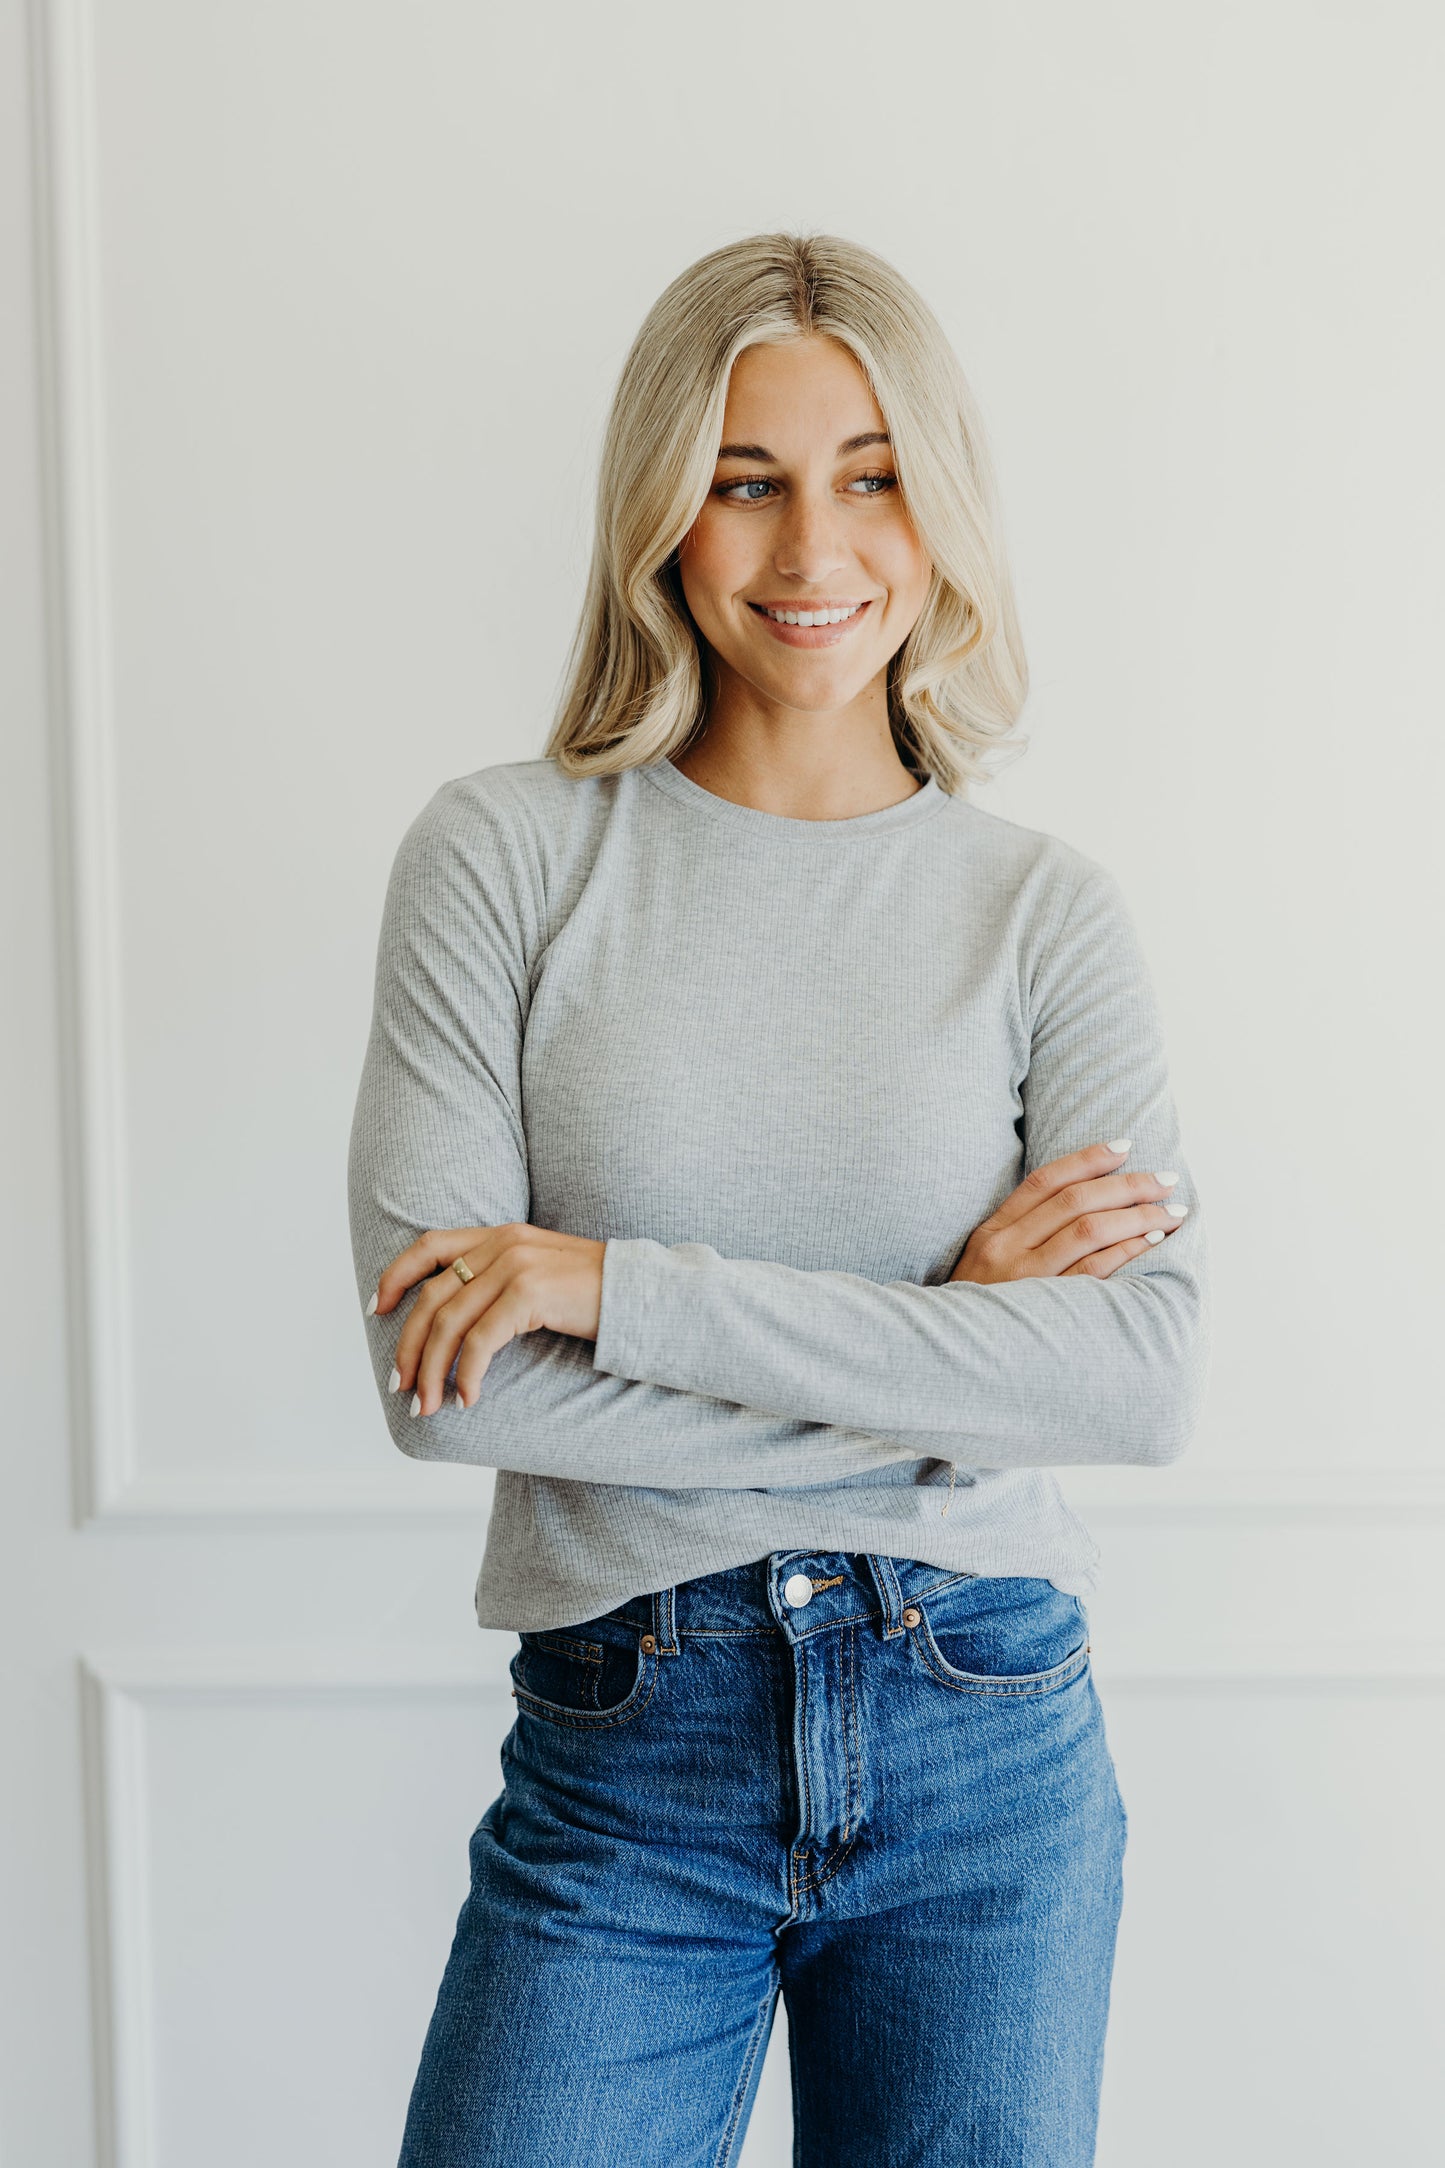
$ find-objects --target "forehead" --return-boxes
[721,335,885,442]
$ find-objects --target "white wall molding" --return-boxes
[1060,1465,1445,1521]
[77,1463,1445,1527]
[83,1465,496,1525]
[79,1658,153,2168]
[79,1650,508,2168]
[31,0,140,1527]
[82,1646,507,1696]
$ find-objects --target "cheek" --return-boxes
[875,526,931,624]
[680,514,747,627]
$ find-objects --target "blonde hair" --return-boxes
[545,232,1029,793]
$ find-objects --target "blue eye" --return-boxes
[718,478,776,502]
[848,472,896,495]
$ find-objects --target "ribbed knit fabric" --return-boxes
[347,755,1210,1632]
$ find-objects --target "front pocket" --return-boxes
[912,1578,1091,1698]
[510,1625,658,1731]
[512,1632,605,1707]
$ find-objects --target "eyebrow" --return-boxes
[715,431,891,462]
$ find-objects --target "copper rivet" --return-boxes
[640,1634,657,1654]
[902,1607,922,1629]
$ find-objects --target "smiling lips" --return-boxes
[748,598,873,646]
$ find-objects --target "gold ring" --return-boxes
[452,1257,475,1284]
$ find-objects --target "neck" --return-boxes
[672,674,922,823]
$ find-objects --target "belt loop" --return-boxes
[650,1584,679,1655]
[865,1554,907,1639]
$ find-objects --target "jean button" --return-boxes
[782,1573,814,1609]
[902,1607,921,1629]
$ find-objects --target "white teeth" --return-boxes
[764,603,862,627]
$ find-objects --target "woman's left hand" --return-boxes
[370,1224,606,1416]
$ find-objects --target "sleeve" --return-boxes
[346,779,930,1490]
[591,862,1212,1470]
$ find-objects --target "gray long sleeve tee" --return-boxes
[347,754,1210,1632]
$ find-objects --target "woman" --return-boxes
[348,231,1209,2168]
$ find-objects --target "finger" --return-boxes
[412,1250,544,1414]
[408,1259,503,1417]
[373,1227,494,1315]
[393,1266,463,1386]
[416,1272,531,1416]
[1060,1232,1167,1277]
[1018,1168,1186,1249]
[375,1221,576,1317]
[1033,1201,1184,1275]
[452,1291,535,1408]
[393,1227,558,1384]
[982,1140,1134,1234]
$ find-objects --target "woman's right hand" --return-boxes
[950,1140,1188,1284]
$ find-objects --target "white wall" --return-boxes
[3,1,1442,2161]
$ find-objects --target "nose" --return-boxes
[773,488,849,587]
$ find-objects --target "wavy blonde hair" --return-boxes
[545,231,1029,793]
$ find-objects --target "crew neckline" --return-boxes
[640,756,949,840]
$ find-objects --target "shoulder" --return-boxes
[932,793,1118,911]
[408,756,609,850]
[400,756,617,881]
[929,797,1142,1011]
[388,757,624,947]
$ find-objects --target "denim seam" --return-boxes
[511,1648,659,1730]
[713,1980,778,2168]
[908,1571,977,1602]
[794,1626,866,1898]
[797,1640,814,1847]
[915,1634,1091,1698]
[799,1823,863,1897]
[789,1644,814,1915]
[523,1632,602,1665]
[790,1605,877,1641]
[841,1619,858,1843]
[869,1552,905,1636]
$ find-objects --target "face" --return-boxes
[677,335,933,725]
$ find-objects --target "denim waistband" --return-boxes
[610,1553,984,1649]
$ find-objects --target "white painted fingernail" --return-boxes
[388,1367,401,1394]
[1155,1171,1179,1187]
[366,1290,378,1316]
[1144,1228,1166,1244]
[1107,1137,1131,1153]
[410,1393,422,1416]
[1163,1202,1189,1218]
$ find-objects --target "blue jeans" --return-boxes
[397,1554,1128,2167]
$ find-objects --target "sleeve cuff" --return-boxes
[593,1235,723,1386]
[592,1236,660,1382]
